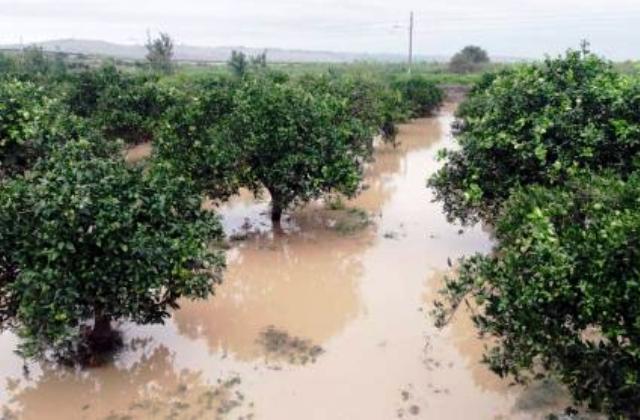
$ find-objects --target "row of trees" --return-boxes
[430,46,640,417]
[0,61,443,363]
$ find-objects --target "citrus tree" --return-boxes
[431,48,640,418]
[434,173,640,416]
[300,73,410,142]
[65,65,174,145]
[153,75,242,201]
[225,76,373,223]
[0,140,225,362]
[430,48,640,224]
[0,78,85,179]
[391,74,443,118]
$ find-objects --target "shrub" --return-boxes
[392,75,443,118]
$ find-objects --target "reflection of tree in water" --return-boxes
[257,326,324,366]
[174,226,373,361]
[354,118,443,213]
[3,344,252,420]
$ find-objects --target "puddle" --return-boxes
[0,105,575,419]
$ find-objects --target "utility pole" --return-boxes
[408,11,414,74]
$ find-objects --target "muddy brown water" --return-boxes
[0,105,572,419]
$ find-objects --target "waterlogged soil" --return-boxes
[0,105,574,419]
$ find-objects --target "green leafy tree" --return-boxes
[154,75,241,200]
[434,173,640,417]
[431,47,640,418]
[430,48,640,224]
[449,45,490,74]
[20,46,50,76]
[0,53,17,75]
[0,140,225,362]
[226,77,372,223]
[145,32,174,74]
[300,73,410,142]
[0,78,87,179]
[391,74,443,118]
[65,65,175,145]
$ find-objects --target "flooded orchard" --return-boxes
[0,105,569,419]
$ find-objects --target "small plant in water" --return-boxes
[332,208,370,235]
[257,326,324,365]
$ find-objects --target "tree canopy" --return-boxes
[154,73,416,224]
[430,48,640,224]
[0,78,88,179]
[153,74,241,201]
[391,74,444,118]
[65,65,174,145]
[0,140,225,362]
[224,76,374,222]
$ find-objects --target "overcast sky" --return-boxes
[1,0,639,60]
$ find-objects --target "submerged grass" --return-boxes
[332,207,370,235]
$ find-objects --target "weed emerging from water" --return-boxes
[257,326,324,365]
[332,208,370,235]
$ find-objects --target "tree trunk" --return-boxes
[88,312,115,351]
[271,202,283,223]
[268,188,285,224]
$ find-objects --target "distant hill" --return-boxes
[0,39,528,64]
[1,39,454,63]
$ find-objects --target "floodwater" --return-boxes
[0,105,572,419]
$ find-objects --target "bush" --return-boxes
[392,75,443,118]
[0,140,225,362]
[430,48,640,224]
[434,172,640,417]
